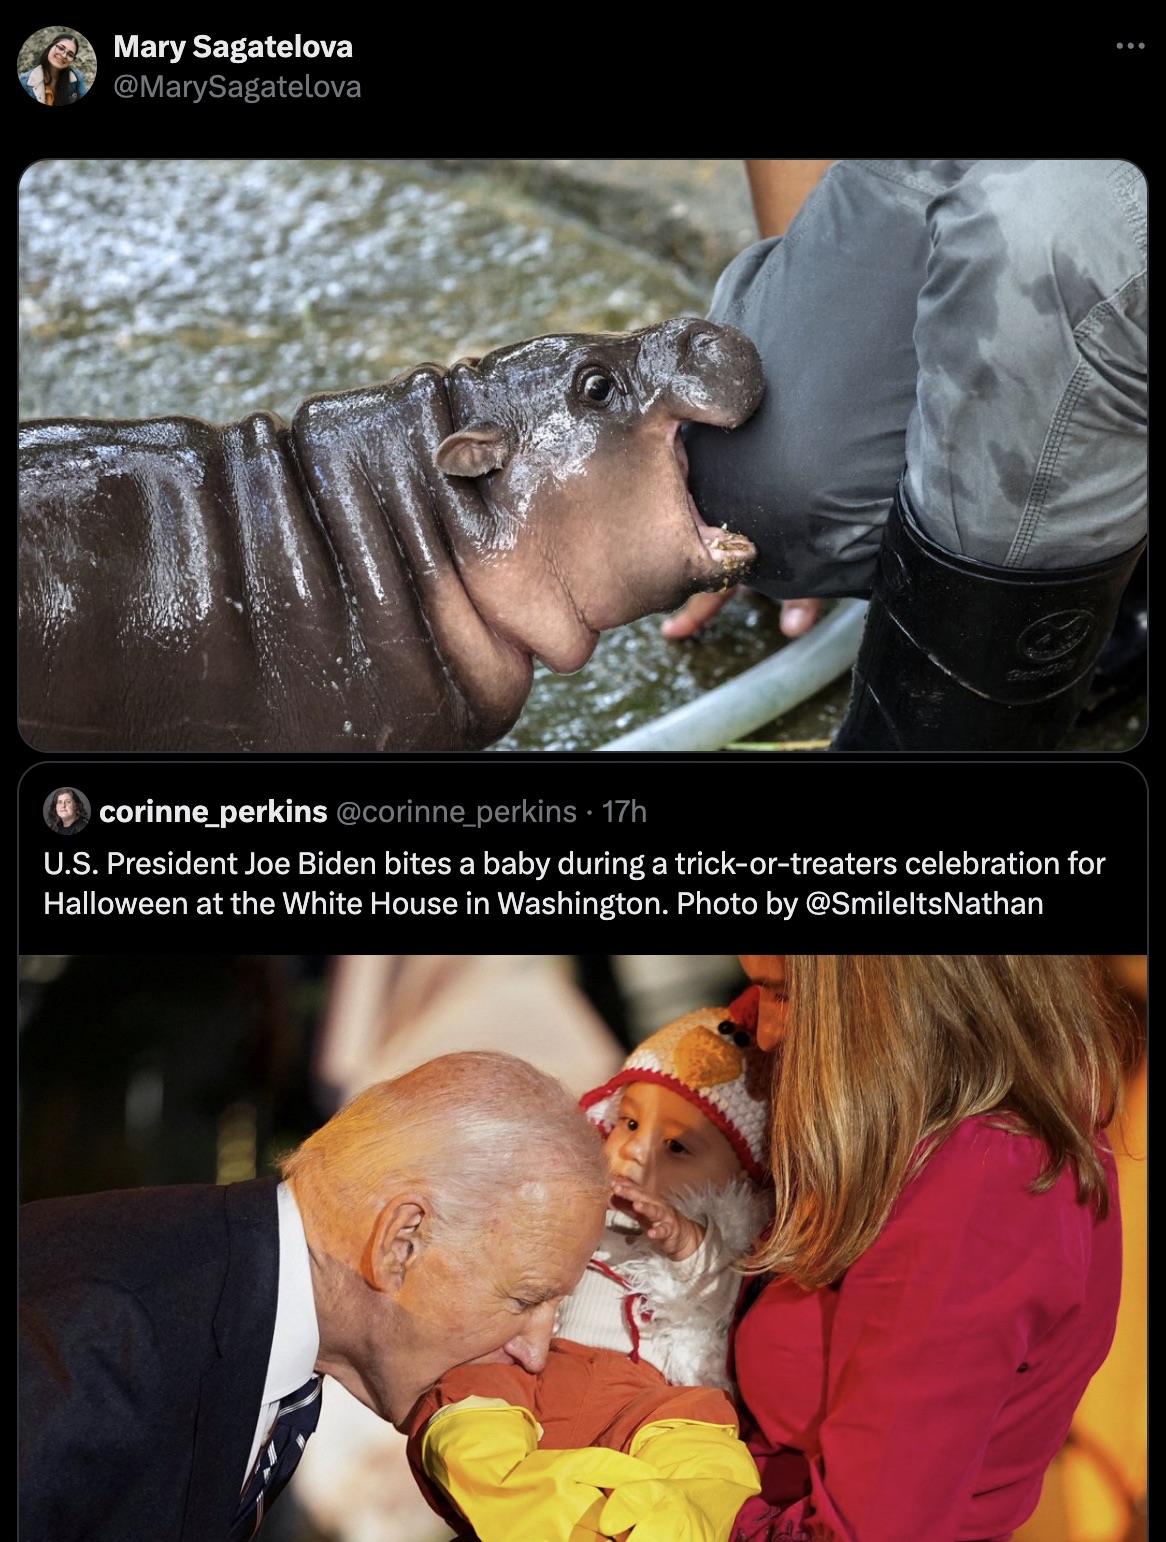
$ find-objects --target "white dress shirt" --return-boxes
[241,1182,320,1487]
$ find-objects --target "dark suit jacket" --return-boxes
[19,1176,282,1541]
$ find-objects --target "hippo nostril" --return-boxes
[677,322,717,363]
[676,325,734,386]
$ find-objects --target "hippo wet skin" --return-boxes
[19,319,762,752]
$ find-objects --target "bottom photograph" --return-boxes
[18,954,1147,1542]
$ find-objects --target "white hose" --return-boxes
[598,599,867,752]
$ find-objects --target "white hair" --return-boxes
[281,1050,608,1249]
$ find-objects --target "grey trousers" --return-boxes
[687,159,1147,597]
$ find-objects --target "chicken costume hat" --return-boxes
[580,985,770,1184]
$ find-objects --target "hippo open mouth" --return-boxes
[674,424,757,587]
[435,318,764,671]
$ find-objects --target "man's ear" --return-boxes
[367,1197,426,1292]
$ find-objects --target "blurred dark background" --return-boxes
[16,954,747,1203]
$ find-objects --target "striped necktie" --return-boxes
[230,1374,322,1541]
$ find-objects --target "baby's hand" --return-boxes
[610,1177,705,1262]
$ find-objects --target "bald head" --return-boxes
[281,1050,609,1253]
[282,1051,610,1425]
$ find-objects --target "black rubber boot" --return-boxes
[831,482,1146,751]
[1077,549,1147,724]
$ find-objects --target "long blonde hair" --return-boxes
[746,955,1133,1290]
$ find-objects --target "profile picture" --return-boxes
[18,26,95,104]
[44,787,90,834]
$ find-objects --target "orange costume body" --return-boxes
[405,1338,739,1536]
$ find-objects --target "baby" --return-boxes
[405,987,772,1542]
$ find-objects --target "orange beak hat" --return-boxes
[579,986,771,1184]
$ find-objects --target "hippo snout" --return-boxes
[641,319,764,428]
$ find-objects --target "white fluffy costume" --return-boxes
[558,1176,773,1393]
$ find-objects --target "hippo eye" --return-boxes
[576,369,619,407]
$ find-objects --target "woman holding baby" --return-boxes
[409,954,1127,1542]
[730,954,1129,1542]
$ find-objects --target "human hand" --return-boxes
[659,588,738,639]
[610,1177,705,1261]
[660,589,822,640]
[776,597,822,638]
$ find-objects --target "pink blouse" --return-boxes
[731,1116,1121,1542]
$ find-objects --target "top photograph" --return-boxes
[17,159,1148,755]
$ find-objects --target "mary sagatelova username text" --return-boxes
[114,73,361,100]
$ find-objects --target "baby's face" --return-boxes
[604,1081,743,1201]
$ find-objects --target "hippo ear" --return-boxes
[435,425,511,478]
